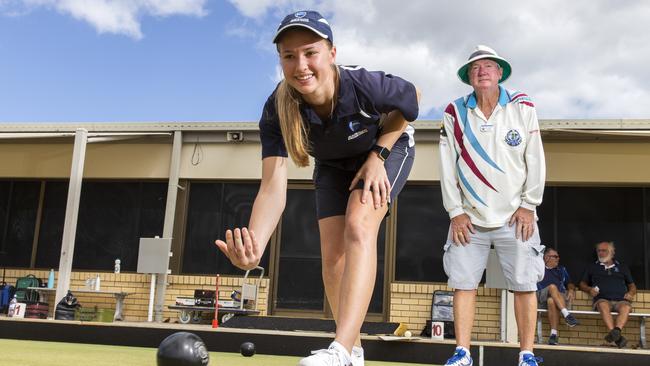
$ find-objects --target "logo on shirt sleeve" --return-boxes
[505,129,522,146]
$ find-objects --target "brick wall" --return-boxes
[389,283,501,341]
[2,269,268,323]
[390,282,650,347]
[4,269,649,347]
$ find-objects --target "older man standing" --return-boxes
[579,241,636,348]
[439,45,546,366]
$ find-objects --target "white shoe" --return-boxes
[444,347,473,366]
[518,353,541,366]
[298,342,352,366]
[351,346,364,366]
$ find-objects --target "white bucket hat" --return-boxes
[457,45,512,85]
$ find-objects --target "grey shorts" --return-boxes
[536,287,569,309]
[313,137,414,220]
[442,223,545,292]
[593,299,633,312]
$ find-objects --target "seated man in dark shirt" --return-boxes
[536,247,578,345]
[579,241,636,348]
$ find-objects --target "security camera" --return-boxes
[226,131,244,142]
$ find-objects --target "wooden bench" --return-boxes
[536,308,649,348]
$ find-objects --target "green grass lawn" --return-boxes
[0,339,436,365]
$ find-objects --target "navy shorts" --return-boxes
[313,137,414,220]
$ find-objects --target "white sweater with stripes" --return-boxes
[438,87,546,228]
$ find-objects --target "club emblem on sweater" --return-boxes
[505,129,522,146]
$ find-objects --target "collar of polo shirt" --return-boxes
[300,66,363,125]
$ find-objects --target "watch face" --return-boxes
[373,145,389,160]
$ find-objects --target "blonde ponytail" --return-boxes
[276,80,310,167]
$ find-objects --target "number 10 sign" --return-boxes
[431,321,444,340]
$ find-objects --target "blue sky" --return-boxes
[1,1,649,123]
[1,1,280,122]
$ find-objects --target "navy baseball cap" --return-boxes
[273,10,333,44]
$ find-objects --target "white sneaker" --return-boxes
[518,353,542,366]
[351,346,364,366]
[298,342,352,366]
[444,347,473,366]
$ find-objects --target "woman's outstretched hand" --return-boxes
[215,228,261,270]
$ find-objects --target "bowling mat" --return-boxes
[219,316,401,335]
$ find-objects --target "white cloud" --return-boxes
[228,0,650,119]
[3,0,207,39]
[228,0,318,20]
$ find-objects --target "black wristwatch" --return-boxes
[371,144,391,161]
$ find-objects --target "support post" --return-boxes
[148,274,156,322]
[153,131,182,322]
[55,129,88,305]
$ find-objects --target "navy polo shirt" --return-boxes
[537,265,571,293]
[259,65,418,171]
[580,260,635,302]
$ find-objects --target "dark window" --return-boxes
[645,188,650,287]
[275,189,387,313]
[139,182,168,240]
[537,187,556,248]
[36,181,167,271]
[556,187,646,289]
[395,184,449,282]
[369,220,386,314]
[393,184,650,290]
[0,181,40,267]
[35,181,68,269]
[0,181,9,263]
[182,182,268,275]
[276,189,323,310]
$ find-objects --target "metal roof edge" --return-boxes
[0,121,260,133]
[1,119,650,133]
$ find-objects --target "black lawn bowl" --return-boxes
[157,332,210,366]
[240,341,255,357]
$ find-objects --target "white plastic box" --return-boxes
[175,297,196,306]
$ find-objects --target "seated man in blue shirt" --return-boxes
[536,247,578,345]
[579,241,636,348]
